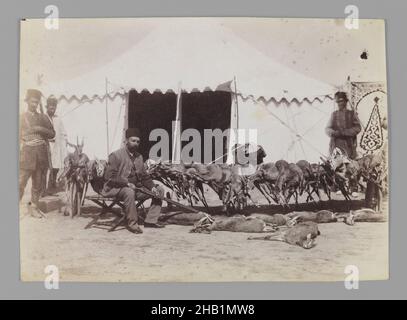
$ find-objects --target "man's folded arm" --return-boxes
[104,153,129,188]
[32,126,56,140]
[342,112,362,137]
[325,113,337,137]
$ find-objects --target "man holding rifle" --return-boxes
[101,128,165,234]
[19,89,55,217]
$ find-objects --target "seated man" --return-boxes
[101,128,165,234]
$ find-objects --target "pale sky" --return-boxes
[20,17,387,88]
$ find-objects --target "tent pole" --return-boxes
[233,76,239,129]
[346,75,354,110]
[123,92,129,148]
[105,77,110,157]
[226,76,239,164]
[172,82,182,162]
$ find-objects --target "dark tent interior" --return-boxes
[181,91,231,163]
[128,89,231,162]
[128,90,177,160]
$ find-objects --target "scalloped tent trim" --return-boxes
[50,88,334,106]
[39,20,335,104]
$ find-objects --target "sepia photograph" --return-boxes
[19,17,388,282]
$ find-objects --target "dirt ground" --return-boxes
[19,186,388,282]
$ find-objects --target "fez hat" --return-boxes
[125,128,141,138]
[25,89,42,101]
[334,91,348,101]
[46,95,58,107]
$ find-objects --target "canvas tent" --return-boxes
[22,19,337,163]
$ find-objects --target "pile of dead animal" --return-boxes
[55,141,387,248]
[182,208,386,249]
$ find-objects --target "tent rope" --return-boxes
[288,103,307,159]
[284,113,330,158]
[236,93,331,159]
[210,101,330,164]
[260,103,328,158]
[60,97,98,118]
[60,88,121,118]
[301,113,329,137]
[283,102,297,160]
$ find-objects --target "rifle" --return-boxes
[134,186,200,213]
[39,101,45,114]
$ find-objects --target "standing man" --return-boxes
[326,91,362,159]
[326,91,362,197]
[19,89,55,217]
[101,128,165,234]
[44,95,68,195]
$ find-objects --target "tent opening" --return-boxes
[181,91,231,163]
[128,89,177,160]
[128,90,231,163]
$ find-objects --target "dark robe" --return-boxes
[325,109,362,159]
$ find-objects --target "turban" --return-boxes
[334,91,348,101]
[46,95,58,106]
[25,89,42,101]
[125,128,141,139]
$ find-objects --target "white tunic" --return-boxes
[46,114,68,169]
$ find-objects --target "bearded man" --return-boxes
[101,128,165,234]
